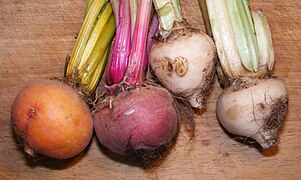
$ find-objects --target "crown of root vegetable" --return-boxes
[200,0,289,148]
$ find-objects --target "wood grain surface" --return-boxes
[1,0,300,179]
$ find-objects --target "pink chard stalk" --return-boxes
[144,14,159,72]
[110,0,120,25]
[125,0,152,86]
[106,0,153,87]
[106,0,131,85]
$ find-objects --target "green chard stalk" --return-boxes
[152,0,183,38]
[226,0,259,72]
[201,0,275,79]
[252,10,275,71]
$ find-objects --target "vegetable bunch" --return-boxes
[11,0,116,159]
[200,0,288,148]
[93,0,179,162]
[205,0,274,81]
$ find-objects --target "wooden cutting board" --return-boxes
[1,0,300,179]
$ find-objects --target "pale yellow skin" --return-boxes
[216,78,288,148]
[150,31,216,108]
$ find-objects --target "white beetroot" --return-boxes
[149,0,217,109]
[149,27,216,109]
[216,77,288,148]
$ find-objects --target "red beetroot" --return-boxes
[93,0,179,161]
[93,86,179,159]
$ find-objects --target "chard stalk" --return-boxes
[252,10,274,71]
[67,0,107,77]
[206,0,247,78]
[66,0,115,95]
[110,0,120,25]
[125,0,152,86]
[85,0,95,17]
[79,3,112,70]
[152,0,182,38]
[226,0,259,72]
[84,45,110,93]
[79,15,116,81]
[144,14,159,72]
[106,0,132,85]
[130,0,139,37]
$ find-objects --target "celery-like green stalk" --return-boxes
[202,0,269,79]
[226,0,259,72]
[201,0,275,80]
[198,0,212,36]
[206,0,247,78]
[152,0,182,38]
[171,0,182,21]
[252,10,274,71]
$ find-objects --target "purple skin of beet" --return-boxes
[93,86,179,157]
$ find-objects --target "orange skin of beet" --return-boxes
[11,80,93,159]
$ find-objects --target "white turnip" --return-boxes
[150,29,216,108]
[201,0,289,148]
[149,0,216,108]
[216,78,288,148]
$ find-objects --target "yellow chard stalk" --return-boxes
[66,0,116,95]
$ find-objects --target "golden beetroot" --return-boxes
[10,1,115,160]
[11,80,93,159]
